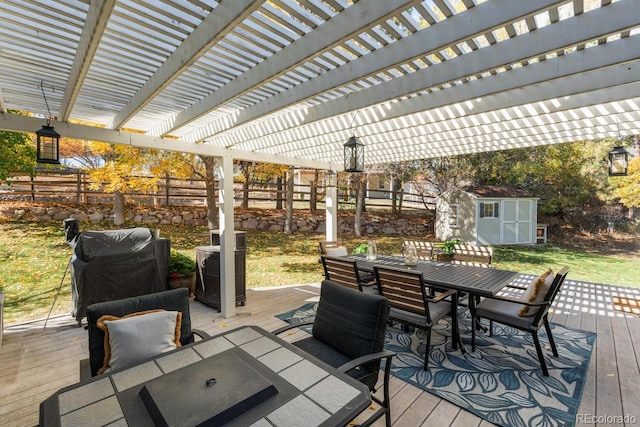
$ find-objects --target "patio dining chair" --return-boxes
[80,287,209,379]
[321,255,377,293]
[471,267,569,376]
[373,265,462,371]
[401,240,434,260]
[319,240,346,256]
[452,243,493,268]
[273,280,394,427]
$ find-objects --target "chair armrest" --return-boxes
[427,288,456,302]
[192,329,211,340]
[338,350,395,374]
[272,320,314,336]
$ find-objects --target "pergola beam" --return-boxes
[110,0,260,130]
[0,113,334,170]
[59,0,116,121]
[203,9,640,159]
[181,0,567,143]
[151,0,420,136]
[207,45,640,165]
[290,0,638,135]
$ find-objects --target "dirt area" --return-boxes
[550,221,640,258]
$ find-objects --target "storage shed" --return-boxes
[435,186,538,245]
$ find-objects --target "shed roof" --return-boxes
[464,185,536,199]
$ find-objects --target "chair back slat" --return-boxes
[452,244,492,267]
[402,240,433,260]
[374,267,430,317]
[321,255,361,291]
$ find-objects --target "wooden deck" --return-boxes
[1,279,639,427]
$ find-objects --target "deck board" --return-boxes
[1,279,639,427]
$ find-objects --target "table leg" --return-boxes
[451,295,458,351]
[470,295,487,352]
[470,295,476,352]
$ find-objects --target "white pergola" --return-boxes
[1,0,639,316]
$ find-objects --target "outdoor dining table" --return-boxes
[40,325,371,427]
[347,254,521,347]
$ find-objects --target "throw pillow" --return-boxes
[97,309,182,374]
[518,269,554,317]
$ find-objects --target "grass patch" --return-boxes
[0,220,637,324]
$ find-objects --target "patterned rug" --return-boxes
[276,303,595,427]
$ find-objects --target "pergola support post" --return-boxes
[326,185,338,242]
[218,155,236,318]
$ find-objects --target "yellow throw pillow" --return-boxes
[518,269,554,317]
[96,309,182,374]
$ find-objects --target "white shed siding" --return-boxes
[436,188,538,245]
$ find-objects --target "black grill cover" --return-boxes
[69,227,170,322]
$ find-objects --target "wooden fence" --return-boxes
[2,170,432,211]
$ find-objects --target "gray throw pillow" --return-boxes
[97,310,182,374]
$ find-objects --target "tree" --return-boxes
[0,130,37,182]
[410,156,472,209]
[236,161,288,208]
[379,161,419,214]
[86,144,200,225]
[468,142,609,216]
[614,156,640,210]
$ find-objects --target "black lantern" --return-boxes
[344,136,364,172]
[608,146,628,176]
[324,170,336,187]
[36,125,60,164]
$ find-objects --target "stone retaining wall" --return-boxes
[1,202,434,236]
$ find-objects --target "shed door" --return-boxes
[501,200,532,244]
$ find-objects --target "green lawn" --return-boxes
[1,221,638,324]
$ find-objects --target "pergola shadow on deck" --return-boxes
[1,280,639,427]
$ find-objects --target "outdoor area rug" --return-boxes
[276,303,595,427]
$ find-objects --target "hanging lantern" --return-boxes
[324,170,336,187]
[608,146,628,176]
[36,125,60,164]
[343,136,364,172]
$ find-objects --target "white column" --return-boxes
[325,184,338,241]
[218,155,236,318]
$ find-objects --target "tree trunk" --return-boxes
[354,173,366,237]
[276,175,283,210]
[284,167,294,234]
[113,191,125,226]
[309,170,319,213]
[391,178,398,214]
[242,180,249,209]
[201,156,218,229]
